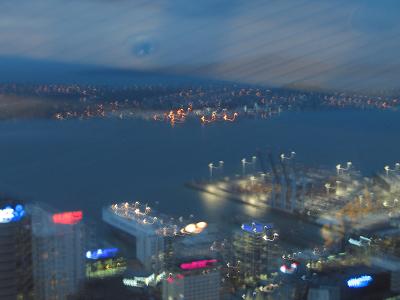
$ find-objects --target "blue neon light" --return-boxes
[86,248,119,260]
[0,204,25,223]
[347,275,373,288]
[264,223,274,230]
[241,222,273,234]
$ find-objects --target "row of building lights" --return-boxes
[111,201,208,237]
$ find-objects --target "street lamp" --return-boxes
[384,163,400,176]
[252,156,257,172]
[208,163,214,180]
[241,158,247,176]
[336,164,341,175]
[324,183,332,195]
[384,165,390,176]
[241,156,258,176]
[219,160,224,174]
[336,161,352,175]
[209,161,224,180]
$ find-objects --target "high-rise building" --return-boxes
[371,254,400,293]
[102,202,166,272]
[102,202,210,273]
[231,222,279,285]
[0,200,34,300]
[162,258,220,300]
[28,204,85,300]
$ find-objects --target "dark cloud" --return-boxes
[1,0,400,91]
[133,41,156,57]
[351,0,400,35]
[164,0,243,18]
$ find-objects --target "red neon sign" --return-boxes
[52,211,83,225]
[167,277,174,284]
[167,274,184,284]
[180,259,217,270]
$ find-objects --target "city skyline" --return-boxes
[2,1,400,299]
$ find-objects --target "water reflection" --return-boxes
[199,190,226,210]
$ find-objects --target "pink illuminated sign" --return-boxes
[167,274,184,284]
[52,211,83,224]
[180,259,217,270]
[167,277,174,284]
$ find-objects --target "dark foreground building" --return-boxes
[0,200,34,300]
[306,265,392,300]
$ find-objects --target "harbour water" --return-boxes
[1,109,400,246]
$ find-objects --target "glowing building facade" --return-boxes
[162,259,220,300]
[0,200,34,300]
[85,248,127,279]
[29,204,85,300]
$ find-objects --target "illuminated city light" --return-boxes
[156,272,167,282]
[184,223,196,233]
[201,111,239,124]
[154,106,194,125]
[110,202,192,237]
[166,273,184,284]
[196,221,207,229]
[336,161,352,175]
[111,202,158,226]
[259,284,279,293]
[348,238,362,247]
[180,222,208,234]
[86,257,127,279]
[200,115,211,124]
[223,112,238,122]
[0,207,13,223]
[263,232,279,241]
[241,222,273,234]
[167,277,174,284]
[279,262,298,274]
[180,259,217,270]
[0,204,25,223]
[347,275,373,288]
[123,273,155,287]
[86,248,119,260]
[348,236,371,247]
[52,211,83,224]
